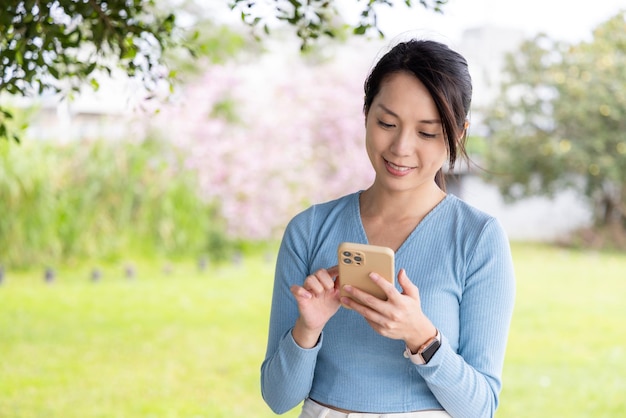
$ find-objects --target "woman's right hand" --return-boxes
[290,266,341,348]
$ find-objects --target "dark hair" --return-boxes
[363,39,472,189]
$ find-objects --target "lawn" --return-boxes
[0,243,624,417]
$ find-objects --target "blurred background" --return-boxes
[1,1,625,417]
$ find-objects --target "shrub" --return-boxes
[0,136,231,268]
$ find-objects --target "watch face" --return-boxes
[421,340,441,364]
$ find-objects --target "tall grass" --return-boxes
[0,243,624,417]
[0,138,231,268]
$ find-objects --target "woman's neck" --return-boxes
[358,183,446,250]
[359,182,446,222]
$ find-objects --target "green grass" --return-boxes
[498,244,626,417]
[0,243,625,417]
[0,258,283,418]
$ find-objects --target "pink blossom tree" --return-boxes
[155,48,376,240]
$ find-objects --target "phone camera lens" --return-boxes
[354,256,362,262]
[343,258,352,264]
[342,251,351,257]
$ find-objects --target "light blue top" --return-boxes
[261,192,516,417]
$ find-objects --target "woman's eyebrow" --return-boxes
[377,103,399,118]
[378,103,440,124]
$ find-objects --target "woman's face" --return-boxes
[365,71,447,194]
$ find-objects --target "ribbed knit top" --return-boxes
[261,192,516,417]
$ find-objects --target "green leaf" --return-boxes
[86,62,97,75]
[353,25,368,35]
[0,109,13,120]
[122,46,137,60]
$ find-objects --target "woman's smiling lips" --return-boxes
[384,158,416,176]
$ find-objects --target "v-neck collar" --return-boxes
[351,191,453,256]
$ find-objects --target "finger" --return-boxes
[369,272,399,300]
[290,284,312,300]
[314,268,336,290]
[303,268,337,296]
[340,292,367,312]
[342,282,386,310]
[398,269,419,298]
[326,265,339,279]
[340,293,386,324]
[303,275,325,295]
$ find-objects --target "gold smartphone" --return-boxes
[337,242,395,300]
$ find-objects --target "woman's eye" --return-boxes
[378,120,394,128]
[420,132,438,139]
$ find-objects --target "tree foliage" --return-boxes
[0,0,182,141]
[231,0,448,49]
[483,12,626,237]
[1,0,448,142]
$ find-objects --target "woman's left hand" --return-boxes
[340,268,437,352]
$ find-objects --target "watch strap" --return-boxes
[403,329,441,365]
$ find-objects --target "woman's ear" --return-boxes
[459,120,469,140]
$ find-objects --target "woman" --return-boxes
[260,39,516,418]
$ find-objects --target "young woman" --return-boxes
[260,39,516,418]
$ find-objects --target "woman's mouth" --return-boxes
[384,159,415,176]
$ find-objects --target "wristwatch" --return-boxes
[404,329,441,365]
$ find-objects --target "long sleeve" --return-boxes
[414,218,516,418]
[259,193,516,416]
[260,209,320,414]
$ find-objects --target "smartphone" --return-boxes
[338,242,395,300]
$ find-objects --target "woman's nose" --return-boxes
[389,129,414,156]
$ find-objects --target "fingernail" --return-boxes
[344,285,353,292]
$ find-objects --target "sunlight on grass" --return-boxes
[497,243,626,417]
[1,243,625,417]
[0,257,288,418]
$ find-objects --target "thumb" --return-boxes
[398,269,419,298]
